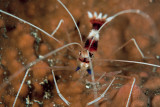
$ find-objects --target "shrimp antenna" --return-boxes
[51,19,64,36]
[98,9,158,38]
[96,59,160,68]
[57,0,83,44]
[0,9,63,44]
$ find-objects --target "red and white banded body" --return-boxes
[76,12,108,74]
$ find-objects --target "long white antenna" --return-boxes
[99,9,159,38]
[0,9,62,43]
[96,59,160,68]
[57,0,83,44]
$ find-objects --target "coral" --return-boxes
[0,0,160,106]
[143,77,160,90]
[152,95,160,107]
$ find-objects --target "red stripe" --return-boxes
[79,58,89,63]
[84,39,98,52]
[90,19,106,30]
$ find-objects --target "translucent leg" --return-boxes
[126,77,136,107]
[108,75,136,107]
[87,73,136,106]
[51,70,70,105]
[96,70,121,83]
[114,38,145,59]
[87,50,99,107]
[13,69,31,107]
[96,72,106,83]
[87,77,116,106]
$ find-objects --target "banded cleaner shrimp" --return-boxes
[0,0,160,107]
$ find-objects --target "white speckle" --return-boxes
[27,80,31,85]
[97,13,102,19]
[43,92,51,99]
[94,12,97,18]
[102,14,108,19]
[88,11,93,18]
[39,55,44,59]
[88,29,99,40]
[86,85,90,89]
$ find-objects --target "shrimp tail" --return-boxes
[88,11,108,30]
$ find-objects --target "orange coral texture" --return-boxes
[0,0,160,107]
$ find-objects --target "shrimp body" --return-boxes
[76,12,108,74]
